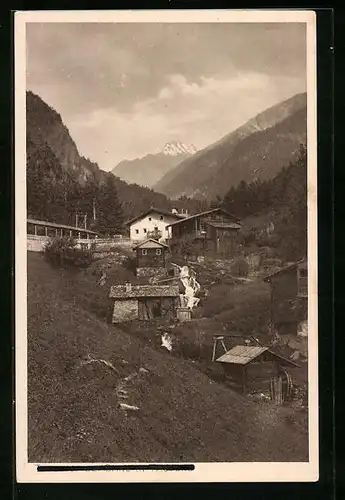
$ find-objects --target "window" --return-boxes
[160,215,164,220]
[135,229,139,234]
[148,217,152,221]
[143,228,147,233]
[297,266,308,297]
[156,249,162,255]
[142,249,147,255]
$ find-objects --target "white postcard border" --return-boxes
[15,9,318,483]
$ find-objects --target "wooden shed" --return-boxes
[133,239,170,279]
[167,208,241,257]
[109,283,180,322]
[263,258,308,336]
[216,345,298,394]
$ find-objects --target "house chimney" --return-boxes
[125,281,132,293]
[179,209,188,217]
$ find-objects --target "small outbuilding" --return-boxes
[263,257,308,336]
[133,239,170,279]
[109,283,180,322]
[216,345,299,394]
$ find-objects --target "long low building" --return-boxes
[27,218,99,252]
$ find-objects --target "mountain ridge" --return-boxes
[154,92,307,200]
[112,141,198,188]
[26,91,207,224]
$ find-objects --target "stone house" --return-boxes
[109,283,180,322]
[126,207,186,243]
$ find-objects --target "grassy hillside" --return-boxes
[27,252,308,463]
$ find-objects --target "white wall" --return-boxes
[27,235,49,252]
[129,212,177,241]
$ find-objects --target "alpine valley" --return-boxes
[111,141,198,188]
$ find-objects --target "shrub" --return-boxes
[44,236,92,268]
[172,234,201,261]
[230,257,249,277]
[147,229,162,241]
[123,255,137,273]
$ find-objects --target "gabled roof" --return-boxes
[132,238,169,250]
[27,218,98,235]
[166,208,241,228]
[109,284,180,299]
[216,345,268,365]
[216,344,299,367]
[125,207,184,226]
[263,258,307,282]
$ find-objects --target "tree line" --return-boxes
[221,144,307,260]
[27,136,124,236]
[26,135,209,236]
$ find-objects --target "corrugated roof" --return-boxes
[27,218,98,234]
[133,239,169,250]
[166,208,241,228]
[216,345,268,365]
[109,284,180,299]
[125,207,184,226]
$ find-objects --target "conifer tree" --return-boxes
[94,174,124,236]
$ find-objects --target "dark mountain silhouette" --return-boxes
[26,91,206,226]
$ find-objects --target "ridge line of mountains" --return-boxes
[111,92,306,199]
[155,92,307,200]
[26,90,306,222]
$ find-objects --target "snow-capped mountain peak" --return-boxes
[162,141,198,156]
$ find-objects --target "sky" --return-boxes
[26,22,306,171]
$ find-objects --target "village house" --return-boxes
[263,258,308,336]
[216,344,298,395]
[166,208,242,256]
[133,239,171,279]
[126,207,187,243]
[109,283,180,322]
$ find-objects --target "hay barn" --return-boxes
[109,283,180,322]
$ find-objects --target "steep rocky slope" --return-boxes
[155,93,307,200]
[26,91,203,222]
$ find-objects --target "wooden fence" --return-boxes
[27,234,133,253]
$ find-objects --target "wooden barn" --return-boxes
[109,283,180,322]
[133,239,170,278]
[167,208,241,257]
[216,345,298,395]
[264,258,308,336]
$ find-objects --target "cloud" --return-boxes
[65,71,305,171]
[26,22,307,169]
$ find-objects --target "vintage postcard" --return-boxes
[15,9,318,483]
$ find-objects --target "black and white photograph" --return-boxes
[15,10,318,483]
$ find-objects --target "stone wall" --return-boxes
[27,236,49,252]
[136,267,168,279]
[112,299,138,323]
